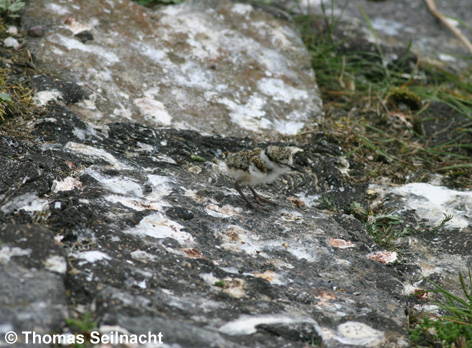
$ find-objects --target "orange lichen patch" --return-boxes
[65,160,76,169]
[252,270,277,283]
[328,238,355,249]
[287,196,306,208]
[225,225,243,242]
[314,289,336,300]
[181,248,205,259]
[206,204,241,218]
[313,289,336,307]
[367,251,398,264]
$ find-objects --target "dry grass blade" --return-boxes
[424,0,472,54]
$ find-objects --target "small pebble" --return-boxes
[7,26,18,35]
[28,25,47,38]
[3,37,20,49]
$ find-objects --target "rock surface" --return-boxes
[0,0,469,347]
[2,105,406,347]
[23,0,322,137]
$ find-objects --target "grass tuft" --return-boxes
[410,271,472,347]
[295,13,472,188]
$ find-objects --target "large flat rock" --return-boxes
[23,0,322,138]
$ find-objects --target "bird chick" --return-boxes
[224,145,303,208]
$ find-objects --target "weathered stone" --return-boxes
[0,221,68,347]
[0,1,467,347]
[23,0,322,138]
[282,0,472,69]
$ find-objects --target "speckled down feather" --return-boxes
[225,146,302,186]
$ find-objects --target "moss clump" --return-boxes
[387,87,423,111]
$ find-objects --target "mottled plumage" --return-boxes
[224,146,302,207]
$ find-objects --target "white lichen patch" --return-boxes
[65,142,131,169]
[0,192,48,214]
[136,142,154,152]
[0,246,32,264]
[150,154,177,165]
[295,192,320,207]
[174,61,215,90]
[272,119,305,136]
[132,42,168,63]
[257,78,308,103]
[44,255,67,274]
[333,321,385,347]
[85,169,142,196]
[146,175,174,200]
[205,204,242,218]
[218,225,318,262]
[130,250,157,263]
[73,250,111,265]
[200,272,219,286]
[161,292,223,313]
[134,97,172,126]
[219,225,268,257]
[33,90,63,106]
[371,182,472,230]
[371,18,404,36]
[104,195,160,211]
[52,177,83,192]
[159,10,222,61]
[219,95,270,133]
[46,3,70,15]
[282,243,317,261]
[232,3,252,16]
[54,34,119,65]
[124,212,194,246]
[219,314,318,335]
[103,174,173,210]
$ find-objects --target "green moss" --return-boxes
[190,154,206,162]
[214,280,225,287]
[65,312,97,334]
